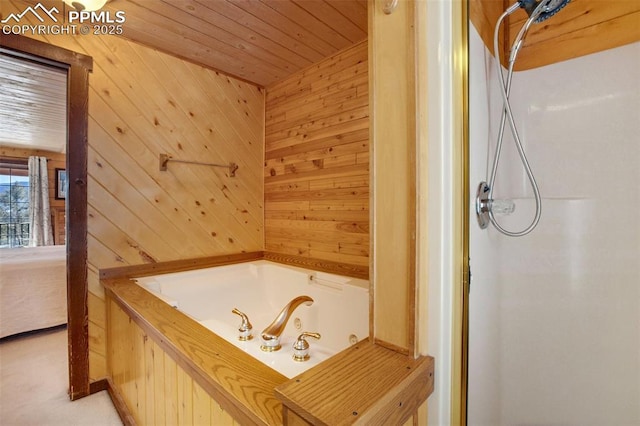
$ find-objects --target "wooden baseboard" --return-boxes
[90,378,136,426]
[89,378,108,393]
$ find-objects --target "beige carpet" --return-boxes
[0,327,122,426]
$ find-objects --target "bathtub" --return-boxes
[134,260,369,378]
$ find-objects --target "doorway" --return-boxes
[0,34,92,400]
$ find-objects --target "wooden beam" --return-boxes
[369,0,417,354]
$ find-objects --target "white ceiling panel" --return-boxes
[0,52,67,153]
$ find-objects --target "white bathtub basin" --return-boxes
[134,260,369,378]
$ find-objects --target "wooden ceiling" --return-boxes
[105,0,368,87]
[0,0,367,155]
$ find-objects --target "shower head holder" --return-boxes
[518,0,571,23]
[476,182,491,230]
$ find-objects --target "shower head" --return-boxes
[518,0,570,23]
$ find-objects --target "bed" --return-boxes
[0,245,67,339]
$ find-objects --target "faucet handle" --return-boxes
[231,308,253,341]
[292,332,321,362]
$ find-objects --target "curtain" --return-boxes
[28,156,54,246]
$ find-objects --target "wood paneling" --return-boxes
[83,32,263,377]
[2,0,367,87]
[1,0,265,382]
[264,40,369,270]
[105,279,286,425]
[52,207,65,245]
[470,0,640,69]
[511,0,640,70]
[369,0,416,354]
[97,0,367,87]
[88,291,106,382]
[0,146,66,244]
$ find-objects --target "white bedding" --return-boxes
[0,245,67,338]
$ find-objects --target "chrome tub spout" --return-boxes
[260,295,313,351]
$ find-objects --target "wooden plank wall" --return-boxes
[264,40,369,270]
[0,145,66,243]
[2,0,265,381]
[470,0,640,69]
[107,298,239,425]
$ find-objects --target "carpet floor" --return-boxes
[0,326,122,426]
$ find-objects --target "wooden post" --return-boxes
[369,0,417,355]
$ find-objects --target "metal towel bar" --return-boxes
[158,153,238,177]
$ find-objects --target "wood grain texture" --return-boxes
[283,407,313,426]
[275,340,434,425]
[1,1,267,384]
[265,41,369,271]
[103,378,136,426]
[369,0,416,353]
[469,0,506,60]
[97,0,367,87]
[264,251,368,280]
[105,279,287,425]
[1,0,367,87]
[511,1,640,70]
[470,0,640,69]
[99,251,264,280]
[66,59,91,400]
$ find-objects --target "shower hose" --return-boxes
[486,1,548,237]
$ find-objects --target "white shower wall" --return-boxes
[468,24,640,425]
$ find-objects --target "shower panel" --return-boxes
[468,10,640,425]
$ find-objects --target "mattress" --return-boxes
[0,245,67,338]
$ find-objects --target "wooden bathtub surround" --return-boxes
[470,0,640,70]
[105,278,287,426]
[99,251,264,280]
[99,250,367,282]
[275,341,434,426]
[101,253,434,425]
[263,252,368,280]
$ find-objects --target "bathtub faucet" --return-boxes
[260,295,314,352]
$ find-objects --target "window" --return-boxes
[0,159,29,247]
